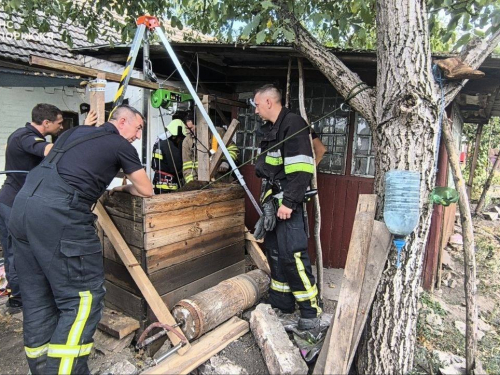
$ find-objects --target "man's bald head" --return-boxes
[253,84,283,123]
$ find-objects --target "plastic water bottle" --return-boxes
[383,170,421,268]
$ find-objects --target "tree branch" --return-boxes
[273,1,376,125]
[443,28,500,106]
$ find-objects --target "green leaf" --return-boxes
[454,33,470,48]
[282,29,295,42]
[256,29,267,44]
[260,1,275,10]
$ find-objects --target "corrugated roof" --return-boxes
[0,10,214,64]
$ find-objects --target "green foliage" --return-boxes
[1,0,499,53]
[463,117,500,201]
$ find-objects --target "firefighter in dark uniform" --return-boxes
[8,104,153,375]
[253,85,321,330]
[151,119,186,193]
[0,104,64,312]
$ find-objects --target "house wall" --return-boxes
[0,85,87,185]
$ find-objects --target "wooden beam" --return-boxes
[97,308,140,339]
[89,72,106,126]
[467,123,484,196]
[244,226,271,275]
[323,194,377,375]
[94,201,190,354]
[141,317,249,374]
[196,95,211,181]
[208,119,240,178]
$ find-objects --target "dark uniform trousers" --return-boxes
[265,205,321,319]
[9,130,107,375]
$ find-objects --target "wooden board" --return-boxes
[209,119,240,177]
[98,308,140,339]
[141,317,249,375]
[157,260,246,311]
[89,72,106,126]
[105,241,245,297]
[104,280,145,320]
[244,226,271,275]
[95,202,190,354]
[196,95,210,182]
[100,192,143,221]
[149,241,245,296]
[346,220,391,372]
[323,194,376,375]
[143,185,245,214]
[144,213,245,250]
[146,225,244,273]
[144,198,244,233]
[109,214,144,249]
[103,235,142,266]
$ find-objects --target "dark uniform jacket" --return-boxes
[0,123,49,207]
[255,107,314,210]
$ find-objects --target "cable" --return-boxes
[159,107,183,189]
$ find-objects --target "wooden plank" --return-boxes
[95,202,190,354]
[149,241,245,296]
[98,308,140,339]
[144,213,245,250]
[101,192,144,219]
[196,95,210,182]
[244,226,271,275]
[89,72,106,126]
[144,198,244,233]
[104,258,142,295]
[209,119,240,178]
[103,235,142,266]
[141,317,249,375]
[110,215,144,249]
[346,220,391,372]
[323,194,377,375]
[158,261,245,310]
[143,185,244,214]
[104,280,145,320]
[146,225,244,274]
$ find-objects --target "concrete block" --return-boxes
[250,304,308,375]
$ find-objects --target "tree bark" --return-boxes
[468,123,484,197]
[357,1,439,373]
[475,148,500,215]
[442,118,478,374]
[297,57,323,301]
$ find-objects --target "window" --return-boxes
[351,114,375,177]
[236,105,262,164]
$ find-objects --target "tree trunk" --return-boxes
[475,148,500,215]
[442,118,478,373]
[357,1,439,373]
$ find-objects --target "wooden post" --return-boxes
[94,202,191,354]
[89,73,106,126]
[475,147,500,215]
[442,118,477,374]
[196,95,210,181]
[244,226,271,275]
[285,58,292,108]
[297,58,323,300]
[323,194,376,375]
[209,119,240,178]
[467,123,484,196]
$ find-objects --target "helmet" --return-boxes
[166,119,187,137]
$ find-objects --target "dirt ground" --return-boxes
[413,209,500,374]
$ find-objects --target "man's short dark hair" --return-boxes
[31,104,63,125]
[110,104,146,124]
[254,84,282,102]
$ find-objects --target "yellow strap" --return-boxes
[25,343,49,358]
[48,343,93,358]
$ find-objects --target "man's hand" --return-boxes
[218,161,230,173]
[277,204,293,220]
[109,185,126,195]
[84,110,98,126]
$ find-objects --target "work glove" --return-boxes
[254,199,277,240]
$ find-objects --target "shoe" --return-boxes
[6,298,22,314]
[298,317,320,330]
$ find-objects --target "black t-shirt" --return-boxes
[0,123,50,207]
[56,122,143,199]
